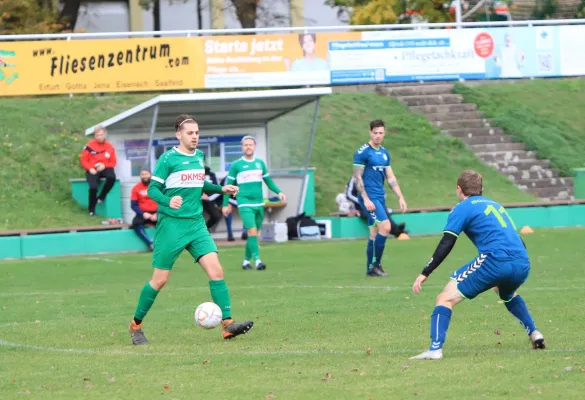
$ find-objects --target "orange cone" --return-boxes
[398,233,410,240]
[519,226,534,234]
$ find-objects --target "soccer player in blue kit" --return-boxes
[410,170,545,360]
[353,120,408,277]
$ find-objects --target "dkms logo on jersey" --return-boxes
[180,172,205,182]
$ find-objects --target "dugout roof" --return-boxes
[84,87,332,136]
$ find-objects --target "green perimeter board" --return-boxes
[1,205,584,260]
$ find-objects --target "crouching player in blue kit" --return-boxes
[410,170,545,360]
[353,119,408,277]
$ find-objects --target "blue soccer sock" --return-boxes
[373,233,388,265]
[225,214,233,237]
[366,239,374,272]
[505,295,537,335]
[134,225,152,246]
[429,305,452,351]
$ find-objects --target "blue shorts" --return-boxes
[358,196,389,227]
[450,254,530,301]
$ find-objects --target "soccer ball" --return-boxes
[194,302,222,329]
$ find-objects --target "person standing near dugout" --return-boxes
[80,126,117,216]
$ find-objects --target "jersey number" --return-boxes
[484,205,517,230]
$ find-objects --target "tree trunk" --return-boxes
[154,0,161,37]
[231,0,259,28]
[59,0,82,30]
[197,0,203,32]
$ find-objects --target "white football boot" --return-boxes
[409,349,444,360]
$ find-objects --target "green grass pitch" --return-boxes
[1,229,584,399]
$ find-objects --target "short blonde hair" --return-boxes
[457,170,483,196]
[94,125,106,135]
[241,135,256,144]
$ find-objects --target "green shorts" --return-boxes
[151,214,217,270]
[239,206,264,230]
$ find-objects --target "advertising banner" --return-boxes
[558,25,585,77]
[329,26,563,84]
[0,25,580,96]
[0,37,204,96]
[202,32,360,88]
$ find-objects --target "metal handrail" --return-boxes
[1,18,584,41]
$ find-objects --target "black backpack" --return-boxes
[286,213,322,240]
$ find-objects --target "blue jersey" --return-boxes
[444,195,527,260]
[353,143,391,199]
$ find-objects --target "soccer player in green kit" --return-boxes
[222,136,286,270]
[128,115,254,345]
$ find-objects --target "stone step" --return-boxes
[523,186,574,199]
[462,135,514,146]
[475,150,537,163]
[377,83,455,96]
[434,119,492,129]
[410,103,478,113]
[514,177,574,188]
[506,169,560,180]
[469,143,525,152]
[442,127,505,137]
[424,111,485,121]
[486,159,552,171]
[398,94,464,106]
[540,196,576,201]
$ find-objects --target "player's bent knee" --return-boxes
[247,227,258,236]
[436,280,464,308]
[198,252,224,280]
[378,220,391,235]
[150,269,171,290]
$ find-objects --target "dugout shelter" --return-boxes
[83,87,330,235]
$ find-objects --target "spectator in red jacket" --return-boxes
[80,126,117,215]
[130,169,158,251]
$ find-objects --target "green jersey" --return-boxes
[149,147,222,219]
[223,157,281,208]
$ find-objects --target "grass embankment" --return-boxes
[454,79,585,177]
[0,92,534,230]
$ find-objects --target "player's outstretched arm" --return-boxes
[203,180,224,194]
[263,176,285,201]
[261,161,285,202]
[222,164,238,207]
[148,178,172,207]
[353,164,376,212]
[413,233,458,294]
[352,165,366,198]
[385,167,407,211]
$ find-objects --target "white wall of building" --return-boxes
[72,0,348,33]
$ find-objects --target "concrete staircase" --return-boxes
[376,83,574,201]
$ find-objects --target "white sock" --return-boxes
[242,260,250,266]
[255,259,262,266]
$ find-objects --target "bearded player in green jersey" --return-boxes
[222,136,286,270]
[128,115,254,345]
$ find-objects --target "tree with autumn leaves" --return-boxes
[0,0,68,34]
[326,0,454,25]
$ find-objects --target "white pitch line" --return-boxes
[0,339,581,357]
[0,290,107,297]
[2,284,584,298]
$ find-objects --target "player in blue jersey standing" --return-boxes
[353,120,408,277]
[410,170,545,360]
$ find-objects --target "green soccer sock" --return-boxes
[245,237,251,261]
[248,235,260,261]
[209,280,232,320]
[133,282,160,322]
